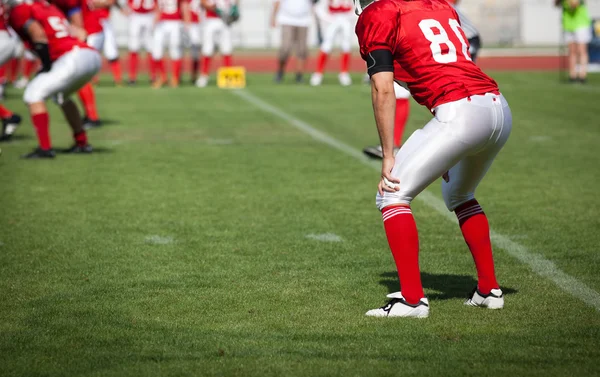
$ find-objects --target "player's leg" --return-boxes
[77,32,105,128]
[441,95,512,309]
[102,20,122,85]
[189,24,202,83]
[198,19,217,88]
[167,21,183,87]
[363,82,411,159]
[275,24,293,83]
[565,30,579,82]
[311,18,337,86]
[337,16,353,86]
[128,13,143,84]
[151,22,167,88]
[141,14,156,82]
[0,33,21,140]
[294,26,309,83]
[220,23,233,68]
[576,27,592,83]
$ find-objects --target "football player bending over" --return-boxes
[0,7,22,141]
[355,0,511,318]
[4,0,101,158]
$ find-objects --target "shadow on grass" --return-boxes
[57,146,115,154]
[379,271,518,300]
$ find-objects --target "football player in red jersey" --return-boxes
[0,5,22,141]
[125,0,156,84]
[187,0,201,83]
[311,0,355,86]
[83,0,121,85]
[354,0,512,318]
[4,0,101,158]
[195,0,238,88]
[152,0,191,88]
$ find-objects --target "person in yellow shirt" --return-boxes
[556,0,593,83]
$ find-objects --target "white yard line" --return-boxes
[232,89,600,312]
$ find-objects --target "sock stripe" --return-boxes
[382,207,412,222]
[457,206,483,221]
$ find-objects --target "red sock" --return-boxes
[109,59,122,84]
[223,55,232,67]
[341,52,350,73]
[78,83,99,121]
[394,99,410,147]
[148,55,156,81]
[381,205,424,305]
[455,200,499,294]
[172,59,182,80]
[201,56,211,75]
[0,64,7,83]
[129,52,138,81]
[31,112,51,150]
[316,51,328,74]
[9,58,19,82]
[24,59,36,78]
[0,105,13,118]
[74,130,88,147]
[155,59,166,80]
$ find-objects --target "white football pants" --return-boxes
[128,12,154,53]
[202,17,232,56]
[0,31,15,66]
[87,20,119,60]
[320,13,353,53]
[376,93,512,212]
[152,20,183,60]
[23,48,101,104]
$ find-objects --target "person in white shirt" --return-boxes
[271,0,314,83]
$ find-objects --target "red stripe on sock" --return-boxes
[31,112,51,150]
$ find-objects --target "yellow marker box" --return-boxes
[217,67,247,89]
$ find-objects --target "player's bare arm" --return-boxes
[270,0,279,27]
[200,0,216,12]
[67,11,87,41]
[91,0,116,9]
[25,21,52,72]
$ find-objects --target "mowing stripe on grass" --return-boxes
[232,89,600,312]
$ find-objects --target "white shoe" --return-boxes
[195,75,209,88]
[465,288,504,309]
[338,72,352,86]
[14,77,29,89]
[366,292,429,318]
[310,73,323,86]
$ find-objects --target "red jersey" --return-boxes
[8,1,88,61]
[329,0,353,13]
[48,0,80,18]
[189,0,200,22]
[128,0,155,14]
[80,0,104,34]
[356,0,498,110]
[204,0,230,18]
[157,0,185,20]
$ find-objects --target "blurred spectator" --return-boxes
[556,0,592,83]
[271,0,314,83]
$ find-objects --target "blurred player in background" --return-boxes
[556,0,592,83]
[449,0,480,62]
[311,0,354,87]
[8,42,38,89]
[271,0,314,83]
[4,0,101,158]
[83,0,122,85]
[152,0,191,88]
[126,0,156,84]
[188,0,202,84]
[355,0,511,318]
[195,0,238,88]
[0,6,22,141]
[152,0,191,89]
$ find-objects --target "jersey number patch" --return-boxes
[418,19,471,64]
[47,16,70,39]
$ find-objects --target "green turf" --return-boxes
[1,72,599,377]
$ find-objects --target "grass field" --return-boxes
[1,72,599,377]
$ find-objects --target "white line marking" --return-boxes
[145,235,174,245]
[306,233,343,242]
[232,89,600,312]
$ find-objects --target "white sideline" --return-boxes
[232,89,600,312]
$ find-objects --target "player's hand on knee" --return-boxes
[378,156,400,195]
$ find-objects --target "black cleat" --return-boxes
[22,147,56,159]
[63,144,93,154]
[1,113,22,141]
[295,73,304,83]
[128,79,136,86]
[82,116,102,130]
[274,71,284,83]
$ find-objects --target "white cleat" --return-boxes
[310,73,323,86]
[14,77,29,89]
[195,75,209,88]
[338,72,352,86]
[366,292,429,318]
[465,288,504,309]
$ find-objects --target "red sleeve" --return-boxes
[355,2,399,59]
[8,4,33,33]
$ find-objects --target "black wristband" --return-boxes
[33,42,52,72]
[366,49,394,77]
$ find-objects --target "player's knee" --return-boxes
[376,191,412,211]
[23,87,45,105]
[442,180,474,212]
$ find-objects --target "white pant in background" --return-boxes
[202,17,232,56]
[186,23,202,59]
[376,93,512,212]
[128,12,154,52]
[0,31,16,66]
[320,13,353,53]
[101,19,119,60]
[23,48,102,104]
[152,20,183,60]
